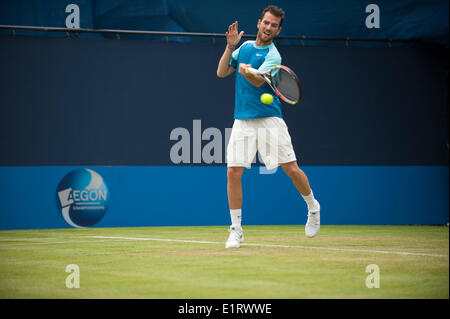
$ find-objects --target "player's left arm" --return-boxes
[238,63,265,87]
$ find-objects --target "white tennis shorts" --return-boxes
[226,117,297,170]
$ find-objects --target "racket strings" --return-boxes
[271,68,300,103]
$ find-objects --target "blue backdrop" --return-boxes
[0,0,448,45]
[0,35,448,229]
[0,166,448,230]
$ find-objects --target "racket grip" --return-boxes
[247,67,260,75]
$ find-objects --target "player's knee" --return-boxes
[283,164,300,178]
[227,167,243,183]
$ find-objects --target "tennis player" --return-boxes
[217,5,321,248]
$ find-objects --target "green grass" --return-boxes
[0,225,448,299]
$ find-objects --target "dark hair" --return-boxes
[260,5,285,27]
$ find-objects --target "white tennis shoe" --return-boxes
[225,226,244,248]
[305,204,320,238]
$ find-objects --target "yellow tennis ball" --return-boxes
[260,93,274,104]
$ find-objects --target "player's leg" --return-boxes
[280,161,311,196]
[227,166,244,229]
[281,161,321,238]
[225,166,245,248]
[258,117,321,238]
[225,120,257,248]
[281,161,320,213]
[227,166,244,210]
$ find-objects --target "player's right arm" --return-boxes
[217,21,244,78]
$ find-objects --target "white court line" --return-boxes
[0,239,141,247]
[0,237,61,242]
[85,235,449,258]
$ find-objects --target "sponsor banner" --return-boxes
[56,168,110,228]
[0,166,448,229]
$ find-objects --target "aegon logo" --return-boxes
[69,189,107,202]
[56,168,110,228]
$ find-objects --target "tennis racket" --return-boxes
[248,65,302,105]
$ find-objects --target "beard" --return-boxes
[257,30,275,45]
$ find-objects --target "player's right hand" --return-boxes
[238,63,251,76]
[226,21,244,50]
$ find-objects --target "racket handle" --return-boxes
[247,67,260,75]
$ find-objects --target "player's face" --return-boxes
[257,12,282,45]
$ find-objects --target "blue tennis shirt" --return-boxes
[229,40,283,119]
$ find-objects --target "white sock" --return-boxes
[302,190,320,212]
[230,209,242,228]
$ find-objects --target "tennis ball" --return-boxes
[260,93,274,104]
